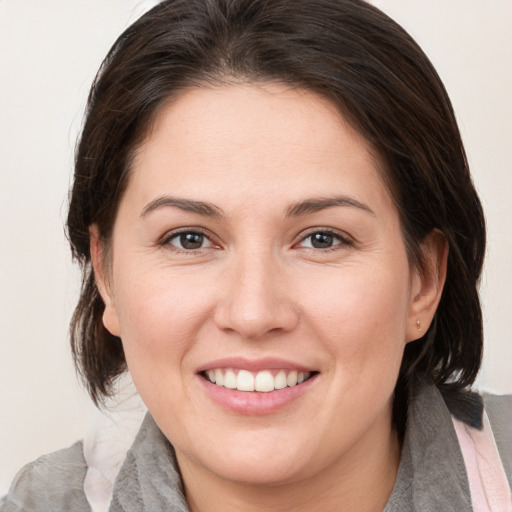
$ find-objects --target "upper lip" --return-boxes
[197,357,316,374]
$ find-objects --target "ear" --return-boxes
[89,225,121,337]
[406,230,448,342]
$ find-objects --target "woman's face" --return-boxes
[95,84,431,486]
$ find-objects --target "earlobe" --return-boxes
[89,225,121,337]
[406,231,448,342]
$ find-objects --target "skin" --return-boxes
[91,84,447,512]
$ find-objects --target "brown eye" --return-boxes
[298,231,343,250]
[168,231,208,250]
[310,232,335,249]
[181,233,204,249]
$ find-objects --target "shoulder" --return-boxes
[1,441,90,512]
[483,392,512,487]
[483,392,512,427]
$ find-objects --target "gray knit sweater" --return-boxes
[2,381,511,511]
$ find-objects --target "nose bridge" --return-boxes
[214,245,298,339]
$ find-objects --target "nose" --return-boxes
[213,249,299,340]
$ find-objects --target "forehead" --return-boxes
[129,84,392,214]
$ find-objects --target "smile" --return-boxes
[203,368,315,392]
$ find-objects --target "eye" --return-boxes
[297,230,350,250]
[164,230,215,251]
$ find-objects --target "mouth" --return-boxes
[197,359,319,414]
[201,368,317,393]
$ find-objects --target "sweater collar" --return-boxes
[109,413,188,512]
[384,380,472,511]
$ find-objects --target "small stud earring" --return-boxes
[416,319,421,330]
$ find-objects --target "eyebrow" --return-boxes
[140,196,224,218]
[285,196,375,217]
[140,194,374,219]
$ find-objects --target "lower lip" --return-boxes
[198,374,317,415]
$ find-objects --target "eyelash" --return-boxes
[158,228,353,253]
[159,228,218,254]
[295,228,353,252]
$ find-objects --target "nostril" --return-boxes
[213,296,300,340]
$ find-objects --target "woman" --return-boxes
[2,0,510,510]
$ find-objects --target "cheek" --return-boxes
[112,265,213,369]
[111,270,216,419]
[301,261,411,373]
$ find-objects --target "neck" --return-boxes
[178,415,400,512]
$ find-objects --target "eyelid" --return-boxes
[157,226,353,252]
[294,227,354,249]
[158,227,221,252]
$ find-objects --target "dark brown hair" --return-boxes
[67,0,485,428]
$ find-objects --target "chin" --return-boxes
[175,426,319,487]
[203,453,308,486]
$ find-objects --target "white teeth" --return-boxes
[274,370,288,390]
[287,371,298,386]
[223,370,237,389]
[255,371,274,392]
[237,370,255,391]
[206,368,313,392]
[214,369,224,386]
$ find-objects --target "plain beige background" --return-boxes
[1,0,511,495]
